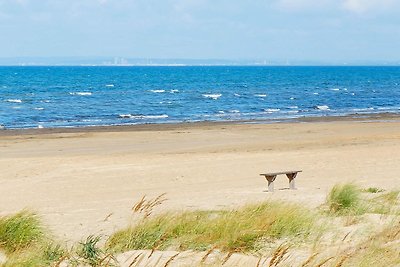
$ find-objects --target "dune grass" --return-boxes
[106,201,317,254]
[0,211,45,254]
[326,183,364,215]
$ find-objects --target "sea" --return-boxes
[1,66,400,129]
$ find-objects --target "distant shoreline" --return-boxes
[1,112,399,136]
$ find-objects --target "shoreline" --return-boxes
[1,112,400,136]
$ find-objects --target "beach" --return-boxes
[1,117,400,243]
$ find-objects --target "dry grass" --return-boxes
[107,201,317,254]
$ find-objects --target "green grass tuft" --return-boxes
[106,201,316,253]
[0,211,45,254]
[327,183,363,214]
[362,187,384,194]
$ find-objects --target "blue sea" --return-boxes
[1,66,400,129]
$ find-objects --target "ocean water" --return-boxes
[1,66,400,129]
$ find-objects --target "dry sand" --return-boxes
[1,119,400,242]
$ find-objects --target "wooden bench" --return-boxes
[260,170,302,192]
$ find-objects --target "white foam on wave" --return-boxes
[105,84,115,87]
[331,88,340,91]
[234,93,241,97]
[315,105,330,111]
[69,92,92,96]
[255,94,267,97]
[149,90,165,93]
[288,106,298,109]
[229,110,240,113]
[352,107,374,112]
[203,94,222,100]
[119,114,169,119]
[5,99,22,103]
[264,108,280,113]
[313,92,319,95]
[170,89,179,93]
[38,125,44,129]
[34,107,44,110]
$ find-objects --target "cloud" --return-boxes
[342,0,396,13]
[275,0,331,11]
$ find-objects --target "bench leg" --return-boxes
[286,173,298,190]
[264,175,277,192]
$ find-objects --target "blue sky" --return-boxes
[0,0,399,62]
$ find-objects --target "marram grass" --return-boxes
[106,201,317,253]
[326,183,364,215]
[0,210,45,254]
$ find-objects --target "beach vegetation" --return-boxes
[106,201,317,254]
[362,187,384,193]
[0,211,45,254]
[74,235,117,266]
[326,183,364,214]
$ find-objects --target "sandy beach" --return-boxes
[1,117,400,243]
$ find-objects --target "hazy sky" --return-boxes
[0,0,400,62]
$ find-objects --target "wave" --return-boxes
[149,90,165,93]
[34,107,45,110]
[263,108,280,113]
[352,108,374,112]
[315,105,330,111]
[203,94,222,100]
[331,88,340,91]
[105,84,114,87]
[170,89,179,93]
[119,114,169,119]
[5,99,22,103]
[69,92,92,96]
[255,94,267,97]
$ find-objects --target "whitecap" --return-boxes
[5,99,22,103]
[105,84,115,87]
[255,94,267,97]
[119,114,168,119]
[229,110,240,113]
[290,97,295,100]
[69,92,92,96]
[288,106,298,109]
[203,94,222,100]
[264,108,280,113]
[234,93,241,97]
[315,105,330,111]
[34,107,44,110]
[170,89,179,93]
[218,111,225,114]
[313,92,319,95]
[352,107,374,112]
[149,90,165,93]
[119,114,133,118]
[331,88,340,91]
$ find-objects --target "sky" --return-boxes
[0,0,400,63]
